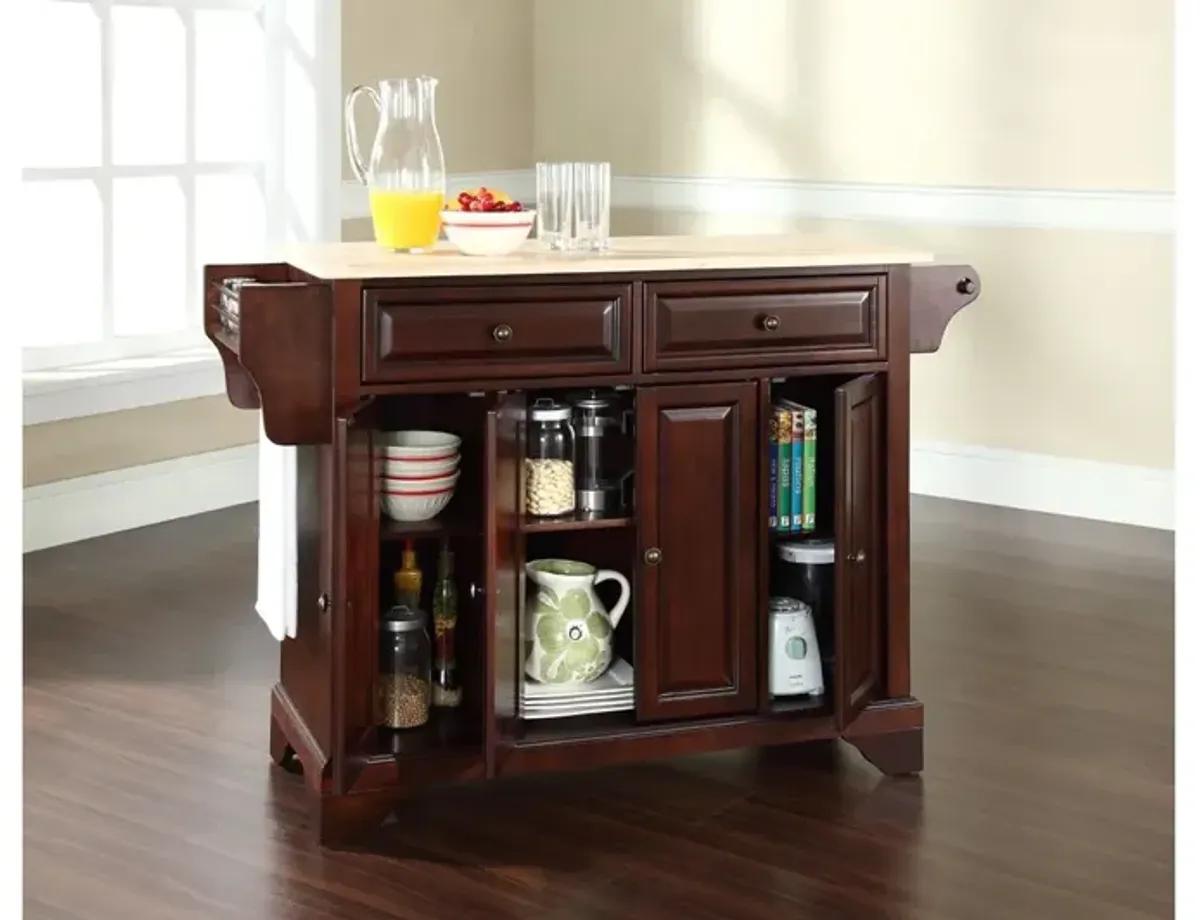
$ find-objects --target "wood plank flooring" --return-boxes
[23,497,1174,919]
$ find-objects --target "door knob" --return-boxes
[644,547,662,566]
[492,323,514,342]
[760,314,780,332]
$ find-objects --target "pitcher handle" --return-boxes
[594,570,631,630]
[344,83,381,185]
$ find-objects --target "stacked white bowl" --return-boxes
[377,431,462,522]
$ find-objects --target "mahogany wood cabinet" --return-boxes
[204,239,979,847]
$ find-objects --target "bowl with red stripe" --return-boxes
[376,430,461,460]
[382,487,457,523]
[382,470,459,493]
[380,454,460,479]
[442,208,536,257]
[381,471,459,522]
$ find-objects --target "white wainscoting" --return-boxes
[911,441,1173,531]
[24,446,258,553]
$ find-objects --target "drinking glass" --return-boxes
[535,162,573,251]
[572,162,611,252]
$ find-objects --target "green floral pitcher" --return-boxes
[524,559,631,684]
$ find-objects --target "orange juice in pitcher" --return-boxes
[345,76,446,253]
[368,190,444,251]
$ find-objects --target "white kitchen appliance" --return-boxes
[768,597,824,697]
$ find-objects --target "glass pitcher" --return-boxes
[345,76,446,253]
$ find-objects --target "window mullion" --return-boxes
[98,0,115,343]
[263,0,284,244]
[184,6,199,328]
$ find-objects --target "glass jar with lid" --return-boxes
[377,604,431,729]
[525,398,576,516]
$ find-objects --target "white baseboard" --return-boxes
[23,348,227,426]
[23,445,258,553]
[911,440,1173,530]
[342,171,1172,234]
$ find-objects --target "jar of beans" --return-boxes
[525,398,576,516]
[377,605,431,730]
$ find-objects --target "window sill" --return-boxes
[23,347,230,426]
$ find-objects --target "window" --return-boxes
[20,0,337,376]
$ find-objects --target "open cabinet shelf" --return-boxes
[519,512,634,534]
[361,709,479,761]
[381,508,482,541]
[350,374,883,778]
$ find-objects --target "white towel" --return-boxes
[254,417,298,641]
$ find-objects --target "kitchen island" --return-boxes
[205,235,979,847]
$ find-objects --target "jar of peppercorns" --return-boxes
[377,605,431,730]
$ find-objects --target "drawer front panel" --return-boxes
[645,277,883,371]
[363,283,632,382]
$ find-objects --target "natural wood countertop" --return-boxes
[277,234,934,281]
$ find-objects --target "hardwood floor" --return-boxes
[23,497,1173,919]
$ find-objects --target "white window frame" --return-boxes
[21,0,342,423]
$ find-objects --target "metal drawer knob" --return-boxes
[644,547,663,566]
[761,314,780,332]
[317,593,330,613]
[492,324,514,343]
[846,550,866,564]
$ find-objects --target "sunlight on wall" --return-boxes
[692,0,792,177]
[688,0,976,183]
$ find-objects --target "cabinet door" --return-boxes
[636,383,758,721]
[485,392,525,775]
[330,409,380,793]
[834,374,885,729]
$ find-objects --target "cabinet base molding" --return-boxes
[270,684,329,790]
[845,728,924,777]
[503,712,841,775]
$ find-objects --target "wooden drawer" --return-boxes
[644,276,884,372]
[362,283,633,383]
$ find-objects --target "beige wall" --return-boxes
[24,398,258,487]
[342,0,533,179]
[538,0,1175,470]
[30,0,535,487]
[534,0,1173,191]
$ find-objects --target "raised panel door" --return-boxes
[636,382,758,721]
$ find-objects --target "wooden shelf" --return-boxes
[362,708,480,762]
[767,694,829,716]
[768,528,830,540]
[381,507,481,541]
[515,710,639,744]
[521,511,634,534]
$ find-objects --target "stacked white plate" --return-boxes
[519,658,635,720]
[377,430,462,522]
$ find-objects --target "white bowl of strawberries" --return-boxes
[442,187,536,257]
